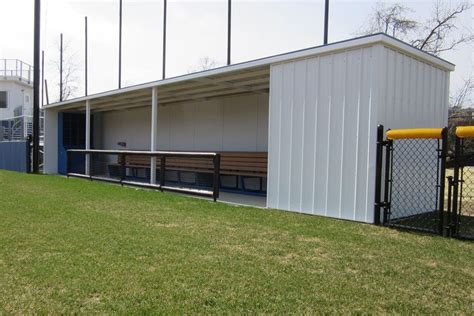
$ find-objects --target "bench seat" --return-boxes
[112,152,268,178]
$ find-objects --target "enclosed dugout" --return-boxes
[43,34,454,224]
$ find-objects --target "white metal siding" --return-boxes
[377,46,449,128]
[43,109,58,174]
[101,93,269,152]
[268,44,450,223]
[268,46,379,222]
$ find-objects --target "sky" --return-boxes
[0,0,472,103]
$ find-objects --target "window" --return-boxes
[0,91,7,108]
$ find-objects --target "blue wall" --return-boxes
[0,141,30,173]
[58,112,86,175]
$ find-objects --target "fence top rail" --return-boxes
[386,128,444,140]
[456,126,474,139]
[67,149,218,158]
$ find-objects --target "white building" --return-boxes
[42,34,454,223]
[0,59,36,141]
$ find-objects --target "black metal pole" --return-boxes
[160,155,166,191]
[438,128,448,236]
[451,136,461,236]
[162,0,167,79]
[85,16,88,96]
[383,139,393,224]
[227,0,231,65]
[41,50,44,107]
[60,33,63,102]
[118,0,122,89]
[33,0,41,173]
[213,154,221,202]
[374,125,384,225]
[323,0,329,45]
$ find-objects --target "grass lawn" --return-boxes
[0,170,473,313]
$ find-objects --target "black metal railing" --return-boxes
[66,149,221,201]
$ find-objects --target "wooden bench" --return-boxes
[109,152,267,192]
[115,152,267,176]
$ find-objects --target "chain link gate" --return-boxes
[446,127,474,240]
[374,126,448,235]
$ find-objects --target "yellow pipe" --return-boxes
[455,126,474,138]
[386,128,443,140]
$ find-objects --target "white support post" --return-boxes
[85,100,91,175]
[150,87,158,184]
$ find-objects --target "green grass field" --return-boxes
[0,170,473,313]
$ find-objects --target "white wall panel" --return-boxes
[170,103,195,150]
[101,93,269,152]
[268,47,378,222]
[257,95,269,152]
[102,107,151,150]
[377,47,449,128]
[194,100,224,151]
[223,95,259,151]
[43,109,58,174]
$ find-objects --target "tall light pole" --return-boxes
[162,0,167,79]
[118,0,123,88]
[85,16,88,96]
[33,0,41,173]
[59,33,63,102]
[324,0,329,45]
[227,0,231,65]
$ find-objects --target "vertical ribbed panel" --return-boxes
[268,46,378,222]
[267,44,450,223]
[378,47,449,128]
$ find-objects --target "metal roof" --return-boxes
[44,33,455,113]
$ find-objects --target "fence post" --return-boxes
[446,176,454,237]
[26,135,32,173]
[438,128,448,236]
[382,138,393,224]
[374,125,384,225]
[451,136,461,236]
[213,154,221,202]
[119,153,125,185]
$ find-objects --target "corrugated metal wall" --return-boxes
[377,47,449,128]
[267,44,450,223]
[101,93,268,152]
[0,141,30,173]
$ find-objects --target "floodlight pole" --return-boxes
[41,50,44,107]
[60,33,63,102]
[118,0,122,89]
[324,0,329,45]
[162,0,167,79]
[227,0,231,65]
[85,16,88,96]
[33,0,41,173]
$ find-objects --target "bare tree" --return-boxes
[360,1,473,56]
[411,1,474,55]
[50,39,79,102]
[187,56,221,73]
[361,2,418,38]
[450,77,474,108]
